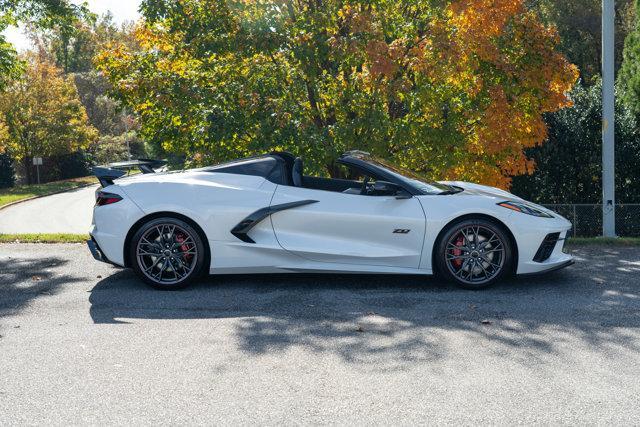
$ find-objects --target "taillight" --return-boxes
[95,191,123,206]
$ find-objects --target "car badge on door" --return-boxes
[393,229,411,234]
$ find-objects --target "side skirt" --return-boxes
[210,264,433,276]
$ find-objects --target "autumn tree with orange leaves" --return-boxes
[97,0,578,188]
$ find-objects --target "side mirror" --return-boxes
[394,188,412,200]
[373,181,412,199]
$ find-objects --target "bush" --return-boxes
[88,132,148,165]
[0,153,15,188]
[38,152,92,183]
[15,152,92,184]
[511,82,640,204]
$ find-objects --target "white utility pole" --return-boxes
[602,0,616,237]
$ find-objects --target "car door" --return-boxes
[269,184,426,268]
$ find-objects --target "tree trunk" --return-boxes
[326,161,344,179]
[23,157,33,185]
[305,81,325,129]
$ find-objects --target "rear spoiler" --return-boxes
[93,159,167,187]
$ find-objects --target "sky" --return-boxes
[4,0,143,52]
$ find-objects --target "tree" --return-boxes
[511,82,640,204]
[0,0,87,89]
[528,0,634,83]
[620,1,640,115]
[0,55,97,184]
[29,12,139,74]
[89,131,148,165]
[73,71,137,136]
[26,13,145,166]
[99,0,577,188]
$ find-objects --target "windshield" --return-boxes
[351,154,458,195]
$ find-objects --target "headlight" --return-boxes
[497,201,553,218]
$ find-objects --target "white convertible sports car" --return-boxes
[87,151,573,290]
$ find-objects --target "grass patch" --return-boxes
[0,233,89,243]
[567,237,640,246]
[0,176,98,207]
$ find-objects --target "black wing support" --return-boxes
[106,158,167,174]
[231,200,318,243]
[93,166,127,188]
[93,159,167,187]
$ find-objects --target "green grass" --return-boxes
[567,237,640,246]
[0,176,98,207]
[0,233,89,243]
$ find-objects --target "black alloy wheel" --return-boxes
[130,217,206,289]
[436,219,513,289]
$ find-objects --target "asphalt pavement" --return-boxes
[0,185,97,234]
[1,243,639,425]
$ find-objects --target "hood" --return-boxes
[438,181,559,218]
[438,181,524,201]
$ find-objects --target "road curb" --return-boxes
[0,182,98,212]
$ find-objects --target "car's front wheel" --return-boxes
[436,218,513,289]
[129,217,206,289]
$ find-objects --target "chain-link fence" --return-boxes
[542,204,640,237]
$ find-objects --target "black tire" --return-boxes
[435,218,513,289]
[129,217,206,290]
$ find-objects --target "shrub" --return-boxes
[0,153,15,188]
[511,82,640,203]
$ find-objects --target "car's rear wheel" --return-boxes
[436,218,513,289]
[129,217,205,290]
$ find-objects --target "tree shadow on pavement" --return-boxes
[89,246,640,371]
[0,256,81,319]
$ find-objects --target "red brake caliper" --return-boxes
[175,232,193,263]
[452,236,464,268]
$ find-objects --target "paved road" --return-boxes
[1,244,639,425]
[0,185,97,234]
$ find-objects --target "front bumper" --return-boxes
[516,228,574,275]
[509,209,574,275]
[519,259,574,276]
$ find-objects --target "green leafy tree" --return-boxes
[620,1,640,115]
[511,81,640,204]
[30,12,138,74]
[0,0,88,89]
[73,71,137,136]
[0,55,98,183]
[28,13,145,166]
[74,72,146,165]
[89,131,147,165]
[99,0,577,188]
[529,0,634,82]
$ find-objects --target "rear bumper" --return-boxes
[87,237,119,267]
